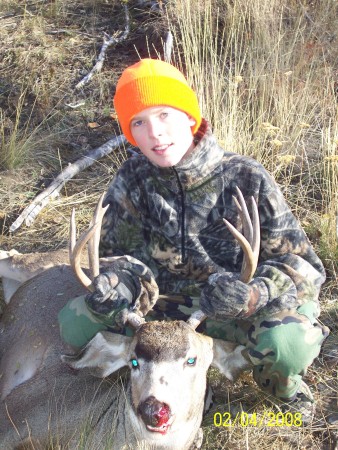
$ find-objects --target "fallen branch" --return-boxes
[76,3,130,90]
[10,2,172,233]
[10,135,128,232]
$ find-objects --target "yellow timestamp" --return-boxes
[213,411,303,427]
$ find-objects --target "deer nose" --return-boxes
[138,396,171,427]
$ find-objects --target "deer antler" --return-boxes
[88,193,109,279]
[223,186,260,283]
[69,212,99,292]
[69,195,146,330]
[187,186,260,330]
[69,192,110,291]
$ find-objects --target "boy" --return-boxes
[59,58,329,417]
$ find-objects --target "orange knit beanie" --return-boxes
[113,58,202,146]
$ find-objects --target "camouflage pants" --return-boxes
[58,296,329,400]
[204,302,329,400]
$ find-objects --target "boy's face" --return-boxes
[130,106,196,167]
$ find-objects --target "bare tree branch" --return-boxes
[10,135,128,232]
[163,30,173,62]
[9,1,172,233]
[75,3,130,90]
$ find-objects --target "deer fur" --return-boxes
[0,248,86,303]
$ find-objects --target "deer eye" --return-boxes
[131,358,139,369]
[187,357,196,366]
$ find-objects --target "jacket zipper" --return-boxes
[172,167,186,264]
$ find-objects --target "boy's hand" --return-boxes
[200,272,267,319]
[85,257,158,325]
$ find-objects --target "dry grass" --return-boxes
[0,0,337,448]
[168,0,337,286]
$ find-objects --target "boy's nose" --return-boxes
[147,120,163,138]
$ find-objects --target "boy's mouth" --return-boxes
[152,144,173,154]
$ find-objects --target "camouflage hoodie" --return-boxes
[100,121,326,320]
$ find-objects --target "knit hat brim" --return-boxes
[113,59,202,146]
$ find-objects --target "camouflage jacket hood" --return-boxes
[100,122,325,319]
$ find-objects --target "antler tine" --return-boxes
[231,196,251,277]
[250,195,260,269]
[69,210,101,292]
[234,186,253,246]
[70,208,76,254]
[88,192,109,279]
[222,218,255,282]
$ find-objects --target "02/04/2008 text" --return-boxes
[213,411,303,427]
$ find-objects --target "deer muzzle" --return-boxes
[138,396,174,434]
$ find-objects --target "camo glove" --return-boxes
[85,256,159,327]
[200,272,269,320]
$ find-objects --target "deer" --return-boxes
[0,247,74,305]
[0,188,259,450]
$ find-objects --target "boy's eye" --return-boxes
[187,357,196,366]
[160,111,169,119]
[131,358,139,369]
[132,120,143,127]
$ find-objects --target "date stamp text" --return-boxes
[213,411,303,427]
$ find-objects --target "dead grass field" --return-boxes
[0,0,337,449]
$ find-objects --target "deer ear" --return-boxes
[211,340,250,382]
[61,332,133,378]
